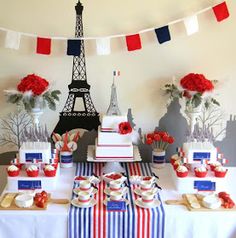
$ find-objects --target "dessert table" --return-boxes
[0,163,236,238]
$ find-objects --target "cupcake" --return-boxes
[173,160,182,170]
[44,165,56,177]
[194,166,208,178]
[209,161,222,171]
[214,166,228,178]
[170,154,180,165]
[26,165,39,177]
[176,165,188,178]
[7,165,20,177]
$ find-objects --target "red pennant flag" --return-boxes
[36,37,51,55]
[125,34,142,51]
[213,1,229,22]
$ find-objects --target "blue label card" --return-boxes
[193,152,211,161]
[61,154,73,163]
[107,201,126,211]
[194,180,216,191]
[25,153,43,162]
[18,180,42,190]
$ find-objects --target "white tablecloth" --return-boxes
[0,164,236,238]
[0,166,75,238]
[155,164,236,238]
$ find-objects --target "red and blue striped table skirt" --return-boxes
[69,162,165,238]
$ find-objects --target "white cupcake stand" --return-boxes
[87,145,142,173]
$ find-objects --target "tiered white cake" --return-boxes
[95,115,134,160]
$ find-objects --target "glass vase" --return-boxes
[152,149,166,169]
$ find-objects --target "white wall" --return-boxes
[0,0,235,153]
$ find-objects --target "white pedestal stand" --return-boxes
[30,107,43,129]
[87,145,142,174]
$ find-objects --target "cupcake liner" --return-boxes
[214,170,227,178]
[44,169,56,177]
[176,171,188,178]
[26,169,39,177]
[194,170,207,178]
[7,169,19,177]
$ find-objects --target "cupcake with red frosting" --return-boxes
[7,165,20,177]
[26,165,39,177]
[209,161,222,171]
[176,165,188,178]
[214,166,228,178]
[170,154,180,165]
[194,166,208,178]
[44,165,56,177]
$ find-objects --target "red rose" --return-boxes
[146,137,153,145]
[118,122,132,135]
[159,131,168,138]
[168,136,175,144]
[146,133,154,139]
[180,73,214,93]
[153,133,161,141]
[17,74,49,96]
[162,135,169,142]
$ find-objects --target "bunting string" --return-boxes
[0,1,230,55]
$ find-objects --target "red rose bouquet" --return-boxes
[145,130,175,151]
[164,73,219,110]
[5,74,61,111]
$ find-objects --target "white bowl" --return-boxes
[15,194,33,208]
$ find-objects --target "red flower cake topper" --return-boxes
[118,122,132,135]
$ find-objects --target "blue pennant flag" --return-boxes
[155,26,171,44]
[67,39,81,56]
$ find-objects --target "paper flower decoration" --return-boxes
[5,74,61,112]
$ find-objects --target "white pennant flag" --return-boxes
[184,15,199,36]
[5,30,21,50]
[96,37,111,55]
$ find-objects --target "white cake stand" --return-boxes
[87,145,142,173]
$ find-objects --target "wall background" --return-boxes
[0,0,235,157]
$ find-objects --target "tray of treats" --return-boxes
[0,191,69,210]
[165,192,236,211]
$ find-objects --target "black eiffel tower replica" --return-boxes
[54,1,100,134]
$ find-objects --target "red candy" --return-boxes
[105,173,122,180]
[75,176,87,181]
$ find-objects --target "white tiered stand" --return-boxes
[87,145,142,173]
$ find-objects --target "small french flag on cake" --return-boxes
[113,70,120,76]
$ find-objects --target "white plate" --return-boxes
[102,173,127,183]
[103,198,130,206]
[104,187,128,196]
[134,187,158,196]
[71,198,97,208]
[135,198,160,209]
[73,187,98,195]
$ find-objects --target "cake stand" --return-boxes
[87,145,142,173]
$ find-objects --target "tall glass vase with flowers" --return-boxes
[145,131,175,169]
[164,73,219,133]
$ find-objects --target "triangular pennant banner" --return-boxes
[125,34,142,51]
[67,39,81,56]
[96,37,111,55]
[36,37,51,55]
[213,1,230,22]
[155,26,171,44]
[184,15,199,35]
[5,30,21,50]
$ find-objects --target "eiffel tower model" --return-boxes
[54,1,100,134]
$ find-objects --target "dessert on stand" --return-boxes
[87,72,141,173]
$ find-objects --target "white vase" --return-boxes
[185,103,202,134]
[30,107,43,129]
[152,149,166,169]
